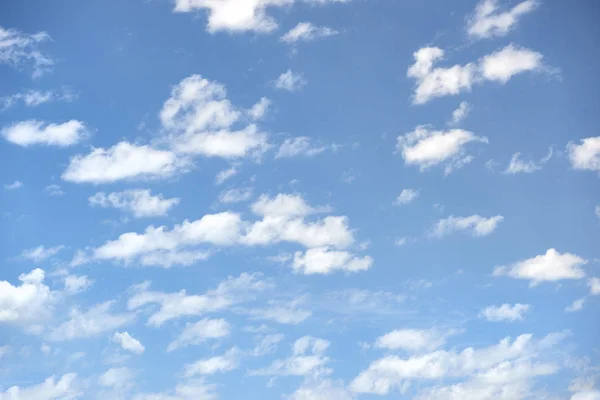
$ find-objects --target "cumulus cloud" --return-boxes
[432,215,503,237]
[276,137,326,158]
[21,245,64,262]
[167,318,230,352]
[394,189,419,205]
[449,101,470,125]
[0,269,53,330]
[467,0,539,39]
[493,248,587,286]
[64,275,93,294]
[1,120,87,147]
[184,348,240,377]
[565,298,585,313]
[568,137,600,171]
[111,331,145,354]
[480,303,530,322]
[275,70,307,92]
[374,328,460,353]
[0,25,53,77]
[291,247,373,275]
[160,74,269,159]
[173,0,347,33]
[0,373,78,399]
[89,189,180,217]
[407,44,544,104]
[396,125,488,173]
[281,22,338,43]
[62,142,185,184]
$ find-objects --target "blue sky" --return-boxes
[1,0,599,399]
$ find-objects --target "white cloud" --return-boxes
[133,378,217,400]
[89,189,180,218]
[111,331,145,354]
[432,215,503,237]
[240,298,312,325]
[571,391,600,400]
[160,74,269,159]
[4,180,23,190]
[286,379,354,400]
[407,45,543,104]
[291,247,372,275]
[275,70,307,92]
[276,137,326,158]
[375,328,459,353]
[64,275,93,294]
[480,303,530,322]
[248,97,271,120]
[0,373,78,399]
[250,333,285,356]
[449,101,470,125]
[172,0,347,33]
[505,152,540,173]
[0,345,10,358]
[394,189,419,205]
[596,205,600,220]
[45,184,64,196]
[0,269,53,329]
[251,193,328,217]
[1,87,76,110]
[251,336,331,378]
[167,318,230,352]
[215,165,238,185]
[62,142,185,184]
[49,301,135,341]
[565,298,585,313]
[281,22,338,43]
[1,120,87,147]
[218,187,253,204]
[351,332,564,395]
[493,248,587,286]
[21,245,64,262]
[589,278,600,295]
[467,0,539,39]
[568,137,600,171]
[128,273,270,326]
[0,25,53,77]
[99,367,134,388]
[395,237,407,247]
[396,125,488,172]
[184,348,240,376]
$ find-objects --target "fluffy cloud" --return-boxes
[394,189,419,205]
[493,248,587,286]
[160,74,269,159]
[64,275,93,294]
[3,180,23,190]
[89,189,180,217]
[0,373,78,399]
[450,101,470,125]
[432,215,503,237]
[49,301,135,341]
[184,348,240,376]
[0,269,53,329]
[467,0,538,39]
[167,318,230,352]
[568,137,600,171]
[407,45,543,104]
[374,328,459,353]
[173,0,347,33]
[589,278,600,295]
[281,22,338,43]
[0,25,53,77]
[291,247,372,275]
[218,187,253,204]
[480,303,530,322]
[21,245,64,262]
[251,336,331,378]
[395,125,488,173]
[351,332,563,395]
[62,142,185,184]
[1,120,87,147]
[276,137,327,158]
[128,273,270,326]
[565,298,585,313]
[275,70,307,92]
[112,331,145,354]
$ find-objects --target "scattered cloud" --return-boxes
[112,331,145,354]
[432,215,503,237]
[167,318,230,352]
[291,247,373,275]
[276,137,327,158]
[215,165,238,185]
[589,278,600,296]
[394,189,419,205]
[184,348,240,377]
[218,187,253,204]
[374,328,460,353]
[449,101,470,125]
[493,248,587,286]
[89,189,180,217]
[0,25,53,77]
[467,0,539,39]
[99,367,134,389]
[286,379,354,400]
[133,378,217,400]
[64,275,93,294]
[21,245,64,262]
[240,297,312,325]
[1,120,87,147]
[4,180,23,190]
[45,184,64,196]
[567,137,600,171]
[281,22,338,44]
[0,373,78,399]
[480,303,530,322]
[1,87,76,110]
[275,70,307,92]
[565,298,585,313]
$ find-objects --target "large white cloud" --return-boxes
[89,189,180,218]
[467,0,538,39]
[493,248,587,286]
[0,25,53,77]
[1,120,87,147]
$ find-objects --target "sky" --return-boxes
[0,0,599,399]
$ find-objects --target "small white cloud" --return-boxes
[4,180,23,190]
[504,152,541,174]
[375,328,459,352]
[45,184,64,196]
[276,137,326,158]
[432,215,503,237]
[112,331,145,354]
[493,248,587,286]
[167,318,230,352]
[275,70,307,92]
[480,303,530,322]
[589,277,600,296]
[248,97,271,120]
[480,44,544,83]
[241,298,312,325]
[21,245,64,262]
[215,165,238,185]
[1,120,87,147]
[218,187,253,204]
[40,343,51,355]
[1,87,77,110]
[567,137,600,171]
[99,367,134,388]
[565,298,585,313]
[449,101,471,125]
[64,275,93,294]
[0,25,54,77]
[281,22,338,43]
[395,237,407,247]
[184,348,240,376]
[292,247,373,275]
[89,189,180,217]
[467,0,539,39]
[394,189,419,205]
[0,373,78,398]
